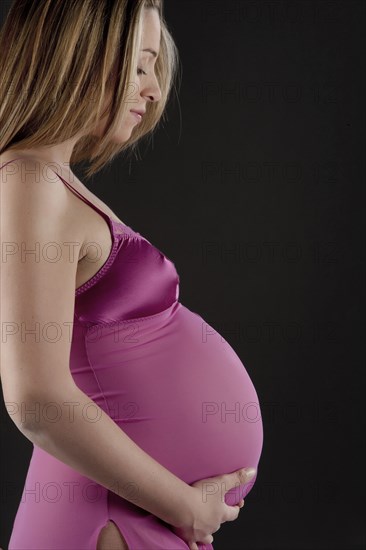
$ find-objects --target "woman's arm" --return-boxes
[12,383,193,528]
[0,160,192,529]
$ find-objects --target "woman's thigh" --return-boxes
[96,519,129,550]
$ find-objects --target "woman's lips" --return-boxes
[130,111,142,122]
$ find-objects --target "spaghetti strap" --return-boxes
[0,156,28,169]
[0,157,113,232]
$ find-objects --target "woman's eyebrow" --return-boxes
[141,48,158,58]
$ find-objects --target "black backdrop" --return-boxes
[1,1,365,549]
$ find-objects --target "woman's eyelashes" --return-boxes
[137,67,147,76]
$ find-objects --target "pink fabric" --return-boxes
[2,159,263,549]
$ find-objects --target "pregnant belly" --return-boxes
[82,301,264,505]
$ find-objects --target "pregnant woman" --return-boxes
[0,1,263,549]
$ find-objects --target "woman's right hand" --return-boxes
[171,467,257,550]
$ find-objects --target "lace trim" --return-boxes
[75,228,138,297]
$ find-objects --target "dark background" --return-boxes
[1,1,365,549]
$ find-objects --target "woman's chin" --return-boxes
[111,121,141,143]
[112,128,134,143]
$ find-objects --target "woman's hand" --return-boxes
[170,467,256,550]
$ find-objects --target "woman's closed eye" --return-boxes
[137,67,147,76]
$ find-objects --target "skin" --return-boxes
[1,7,163,290]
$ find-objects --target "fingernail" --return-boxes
[244,467,256,477]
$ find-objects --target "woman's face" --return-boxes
[93,8,162,143]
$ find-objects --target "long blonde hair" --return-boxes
[0,0,180,179]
